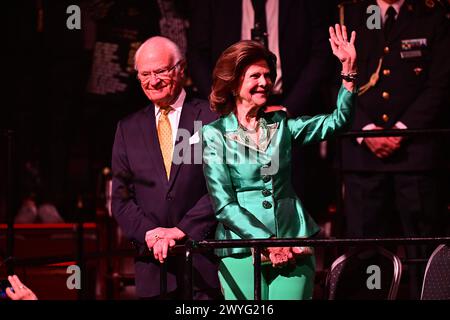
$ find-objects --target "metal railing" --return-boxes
[174,237,450,300]
[341,128,450,138]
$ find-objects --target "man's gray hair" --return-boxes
[134,36,184,71]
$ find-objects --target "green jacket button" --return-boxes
[262,200,272,209]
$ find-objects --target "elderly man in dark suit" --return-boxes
[111,36,221,299]
[339,0,450,298]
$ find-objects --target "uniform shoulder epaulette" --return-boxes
[423,0,437,9]
[421,0,448,11]
[419,0,450,18]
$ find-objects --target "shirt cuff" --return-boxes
[357,123,378,144]
[394,121,407,129]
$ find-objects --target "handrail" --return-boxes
[2,236,450,300]
[185,237,450,300]
[5,237,448,267]
[194,237,450,248]
[340,128,450,138]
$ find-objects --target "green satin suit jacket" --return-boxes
[202,85,356,257]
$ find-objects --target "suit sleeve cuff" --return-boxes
[394,121,408,129]
[357,123,377,144]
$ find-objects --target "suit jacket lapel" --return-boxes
[261,112,280,152]
[262,122,279,152]
[223,112,279,153]
[168,99,200,189]
[278,0,293,38]
[231,0,243,40]
[139,104,169,187]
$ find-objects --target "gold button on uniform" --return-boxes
[384,46,390,54]
[383,69,391,76]
[382,114,389,123]
[382,91,390,100]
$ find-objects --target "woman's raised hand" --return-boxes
[329,24,357,73]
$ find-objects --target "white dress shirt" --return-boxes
[154,89,186,147]
[241,0,283,94]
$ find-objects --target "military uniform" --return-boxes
[340,0,450,171]
[339,0,450,298]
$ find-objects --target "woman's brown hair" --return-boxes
[209,40,277,116]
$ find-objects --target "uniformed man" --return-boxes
[338,0,450,298]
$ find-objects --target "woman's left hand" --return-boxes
[329,24,357,73]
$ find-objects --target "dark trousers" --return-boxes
[137,255,223,301]
[343,172,448,298]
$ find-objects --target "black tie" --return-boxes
[251,0,268,48]
[384,6,396,40]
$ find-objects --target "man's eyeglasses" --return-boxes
[137,60,182,82]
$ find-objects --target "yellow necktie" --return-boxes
[157,106,173,180]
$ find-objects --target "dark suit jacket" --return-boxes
[187,0,332,117]
[111,95,219,298]
[341,0,450,171]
